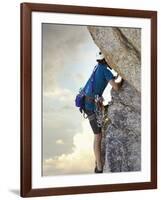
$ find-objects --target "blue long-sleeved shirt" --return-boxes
[84,63,114,111]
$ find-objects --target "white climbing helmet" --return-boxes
[96,51,105,60]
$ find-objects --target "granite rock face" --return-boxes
[88,26,141,172]
[88,26,141,92]
[103,81,141,172]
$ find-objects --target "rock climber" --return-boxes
[83,51,124,173]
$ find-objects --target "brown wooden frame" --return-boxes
[20,2,157,197]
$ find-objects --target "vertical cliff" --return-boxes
[88,26,141,172]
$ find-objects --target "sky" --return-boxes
[42,23,112,176]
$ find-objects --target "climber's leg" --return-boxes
[94,133,103,171]
[84,110,103,172]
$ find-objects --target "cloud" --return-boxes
[56,139,64,145]
[43,120,95,176]
[42,24,95,93]
[44,87,74,104]
[43,87,75,114]
[43,87,83,160]
[42,107,82,160]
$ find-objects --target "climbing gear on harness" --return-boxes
[95,95,104,127]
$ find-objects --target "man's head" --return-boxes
[96,51,112,69]
[96,52,107,64]
[96,51,104,61]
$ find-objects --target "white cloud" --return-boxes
[44,87,74,103]
[42,24,97,93]
[56,139,64,145]
[43,120,95,176]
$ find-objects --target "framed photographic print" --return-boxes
[20,3,157,197]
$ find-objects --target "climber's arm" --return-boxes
[109,78,124,91]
